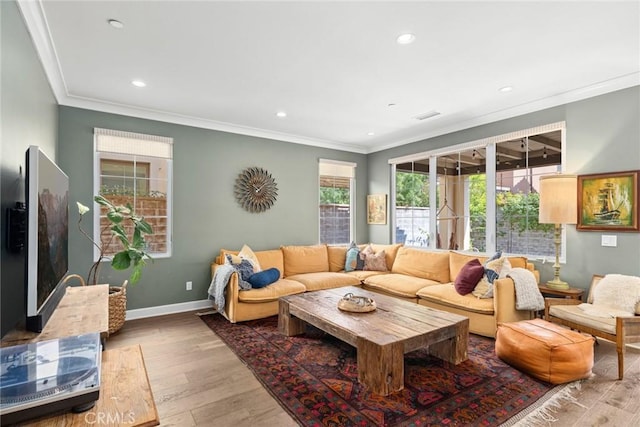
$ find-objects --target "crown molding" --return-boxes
[18,1,639,156]
[61,94,369,154]
[368,74,640,154]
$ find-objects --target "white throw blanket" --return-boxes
[207,264,251,316]
[507,268,545,311]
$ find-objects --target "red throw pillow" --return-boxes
[454,258,485,295]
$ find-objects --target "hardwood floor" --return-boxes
[106,311,640,427]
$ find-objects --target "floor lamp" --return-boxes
[538,174,577,290]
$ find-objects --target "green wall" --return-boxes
[367,86,640,290]
[58,107,368,310]
[1,0,59,335]
[3,0,639,321]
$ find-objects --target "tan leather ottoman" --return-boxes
[495,319,594,384]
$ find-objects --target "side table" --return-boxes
[538,284,584,301]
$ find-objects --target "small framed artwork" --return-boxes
[577,170,639,232]
[367,194,387,225]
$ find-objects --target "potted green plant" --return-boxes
[77,195,153,285]
[76,195,153,334]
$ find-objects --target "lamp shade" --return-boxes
[539,174,578,224]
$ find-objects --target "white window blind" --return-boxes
[95,128,173,158]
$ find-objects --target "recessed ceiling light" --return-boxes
[499,86,513,93]
[396,33,416,45]
[131,80,146,88]
[367,132,375,136]
[276,111,287,118]
[108,19,124,29]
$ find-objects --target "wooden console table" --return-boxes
[1,284,109,348]
[1,285,159,426]
[24,345,159,427]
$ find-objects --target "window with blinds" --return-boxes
[319,159,356,245]
[94,128,173,258]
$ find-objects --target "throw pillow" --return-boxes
[484,252,504,283]
[239,244,262,273]
[247,268,280,289]
[344,242,361,272]
[226,254,254,281]
[363,250,388,271]
[454,259,485,295]
[472,256,508,299]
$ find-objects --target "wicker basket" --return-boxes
[67,274,128,335]
[108,280,128,335]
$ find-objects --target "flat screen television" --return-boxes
[25,146,70,333]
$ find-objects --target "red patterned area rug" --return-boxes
[200,314,570,427]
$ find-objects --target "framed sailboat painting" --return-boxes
[577,170,639,232]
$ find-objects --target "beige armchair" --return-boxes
[545,274,640,380]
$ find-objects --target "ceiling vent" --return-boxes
[414,110,441,121]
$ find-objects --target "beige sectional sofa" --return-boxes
[211,243,538,337]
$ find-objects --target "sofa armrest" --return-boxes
[211,262,241,322]
[493,277,534,324]
[544,297,581,320]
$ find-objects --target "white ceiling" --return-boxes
[20,1,640,154]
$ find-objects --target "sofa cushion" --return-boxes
[506,256,528,269]
[286,272,361,291]
[454,259,485,295]
[237,279,306,303]
[327,245,348,272]
[345,270,387,281]
[549,305,617,334]
[364,274,440,298]
[392,247,450,283]
[254,249,285,274]
[449,251,487,282]
[417,284,495,315]
[281,244,329,277]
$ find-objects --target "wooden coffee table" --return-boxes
[278,286,469,396]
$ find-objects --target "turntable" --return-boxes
[0,332,101,425]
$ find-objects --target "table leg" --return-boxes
[357,338,403,396]
[278,298,305,336]
[429,320,469,364]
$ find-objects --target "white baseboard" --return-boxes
[125,299,213,321]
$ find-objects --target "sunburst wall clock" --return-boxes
[234,167,278,213]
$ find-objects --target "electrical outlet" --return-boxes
[186,281,193,291]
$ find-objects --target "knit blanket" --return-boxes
[207,264,251,317]
[508,268,545,311]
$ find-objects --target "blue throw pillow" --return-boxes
[345,242,364,272]
[247,268,280,289]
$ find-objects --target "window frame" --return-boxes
[93,128,173,261]
[389,122,567,262]
[318,159,357,245]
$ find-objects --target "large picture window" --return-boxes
[319,159,356,245]
[94,128,173,259]
[391,123,564,260]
